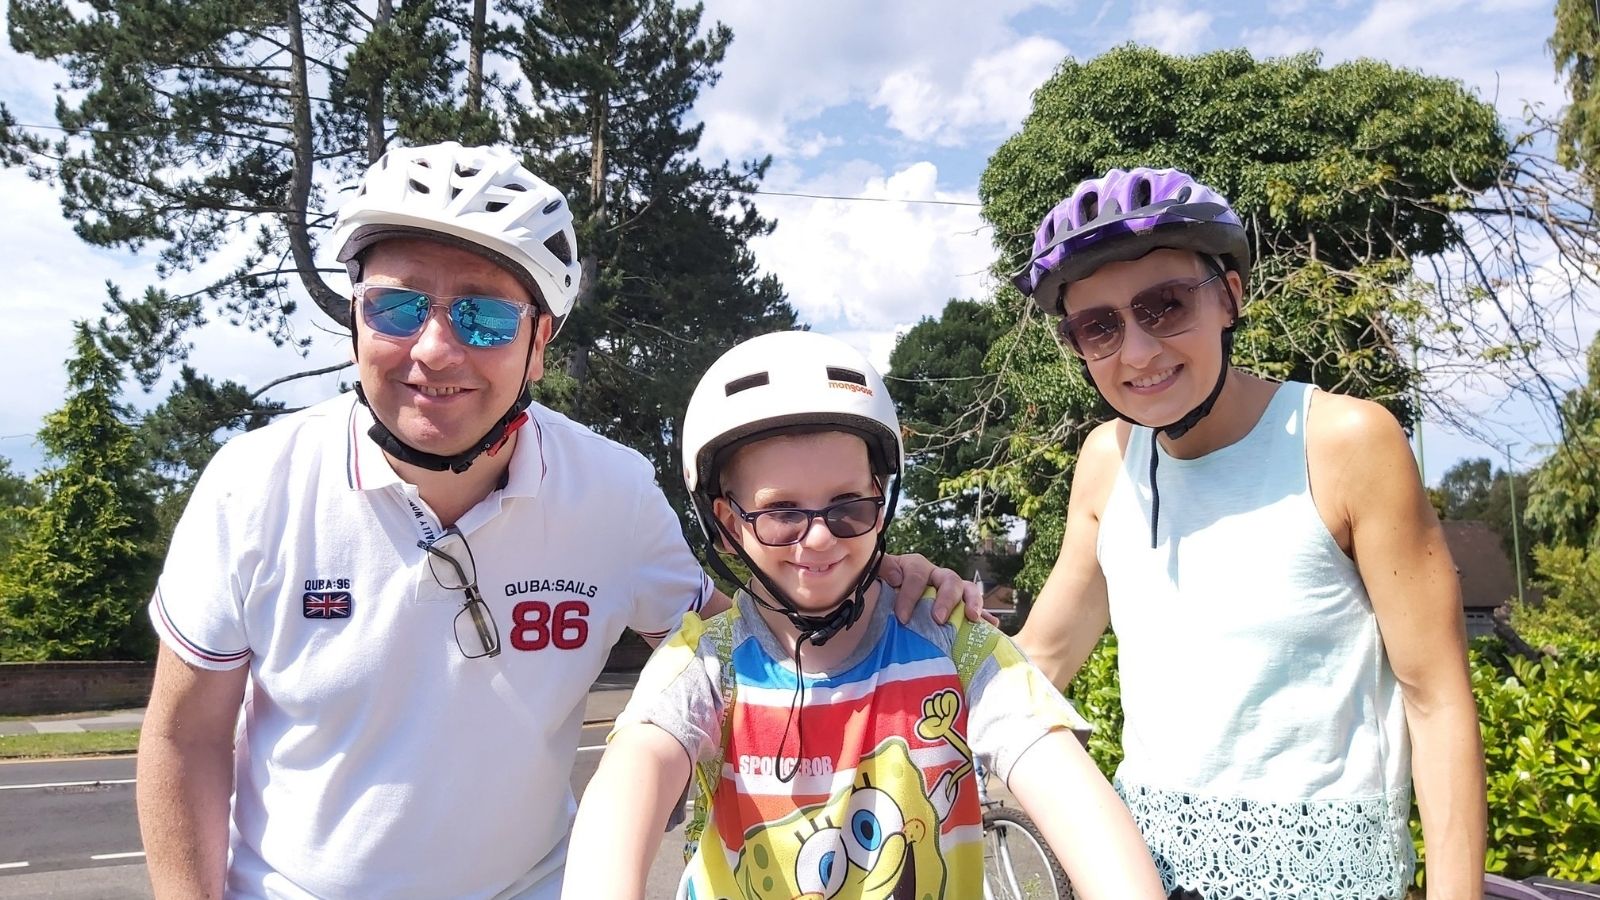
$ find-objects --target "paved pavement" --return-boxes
[0,668,695,899]
[0,668,641,736]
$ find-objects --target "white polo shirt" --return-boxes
[149,392,711,900]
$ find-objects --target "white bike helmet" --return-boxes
[328,142,582,332]
[683,331,903,646]
[329,142,583,474]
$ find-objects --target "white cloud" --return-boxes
[871,36,1068,145]
[748,161,995,340]
[1129,0,1215,55]
[695,0,1071,159]
[0,165,352,476]
[1241,0,1564,117]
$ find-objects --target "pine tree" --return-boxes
[507,0,796,522]
[0,325,160,660]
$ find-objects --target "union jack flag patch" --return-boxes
[303,591,352,619]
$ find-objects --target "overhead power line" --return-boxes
[9,121,985,209]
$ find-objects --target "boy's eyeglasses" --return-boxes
[1056,272,1222,361]
[726,495,885,547]
[417,527,501,659]
[356,282,538,349]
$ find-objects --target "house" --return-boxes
[1439,520,1528,638]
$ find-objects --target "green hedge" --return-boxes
[1063,633,1600,882]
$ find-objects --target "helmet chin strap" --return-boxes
[349,297,540,475]
[1080,273,1239,549]
[353,382,532,474]
[693,475,899,784]
[696,473,900,649]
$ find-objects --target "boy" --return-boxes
[563,331,1163,899]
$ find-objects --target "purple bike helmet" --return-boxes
[1014,168,1252,549]
[1013,167,1250,315]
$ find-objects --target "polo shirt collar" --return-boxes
[342,392,548,501]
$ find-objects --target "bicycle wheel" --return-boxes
[981,806,1074,900]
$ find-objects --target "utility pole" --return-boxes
[1504,443,1526,606]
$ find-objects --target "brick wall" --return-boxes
[0,661,154,716]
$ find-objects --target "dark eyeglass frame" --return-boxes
[355,282,539,349]
[417,526,502,659]
[1056,271,1224,361]
[726,495,886,547]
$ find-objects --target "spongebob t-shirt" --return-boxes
[614,586,1089,900]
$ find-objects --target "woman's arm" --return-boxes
[1008,730,1166,899]
[1315,395,1486,900]
[562,723,694,900]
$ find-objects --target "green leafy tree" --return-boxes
[1552,0,1600,176]
[1430,457,1544,573]
[888,300,1014,526]
[0,326,159,660]
[507,0,796,523]
[0,456,43,575]
[961,46,1508,592]
[1525,336,1600,551]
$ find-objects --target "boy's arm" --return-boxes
[1008,731,1165,899]
[563,723,692,900]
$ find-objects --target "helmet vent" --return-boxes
[826,367,866,386]
[505,182,527,193]
[1133,178,1152,208]
[415,159,431,168]
[408,178,430,194]
[1175,185,1193,202]
[544,232,573,264]
[540,196,561,211]
[1080,191,1099,222]
[724,372,769,396]
[485,200,508,213]
[454,165,479,178]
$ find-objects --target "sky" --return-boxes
[0,0,1590,486]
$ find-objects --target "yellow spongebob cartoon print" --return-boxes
[732,689,974,900]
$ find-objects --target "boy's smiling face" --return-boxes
[714,430,884,615]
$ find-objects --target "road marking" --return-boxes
[0,778,136,791]
[90,852,145,861]
[0,861,30,870]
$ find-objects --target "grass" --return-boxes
[0,728,140,759]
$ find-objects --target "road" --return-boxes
[0,722,690,899]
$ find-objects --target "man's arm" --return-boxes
[1317,395,1486,900]
[1009,730,1165,899]
[136,644,248,900]
[562,723,692,900]
[1013,422,1120,687]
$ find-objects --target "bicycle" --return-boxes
[977,763,1075,900]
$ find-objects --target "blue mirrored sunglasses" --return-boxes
[356,283,538,348]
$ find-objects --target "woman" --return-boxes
[1011,167,1486,900]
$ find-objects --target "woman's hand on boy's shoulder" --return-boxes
[879,553,992,626]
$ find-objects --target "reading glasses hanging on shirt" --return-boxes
[418,527,502,659]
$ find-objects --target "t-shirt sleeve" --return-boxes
[625,466,712,643]
[610,613,725,766]
[146,443,255,671]
[965,626,1094,784]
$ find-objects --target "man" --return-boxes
[1010,167,1486,899]
[135,142,974,900]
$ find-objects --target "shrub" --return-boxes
[1064,633,1600,882]
[1469,641,1600,880]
